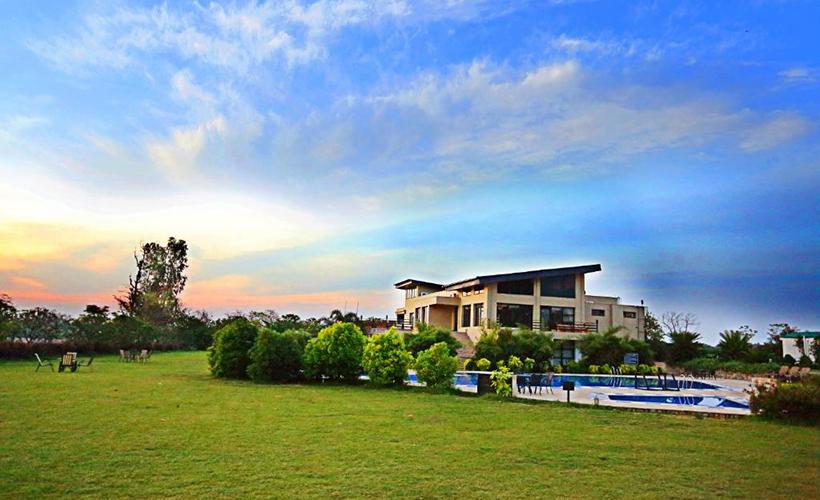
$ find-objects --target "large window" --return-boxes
[540,274,575,298]
[462,305,471,328]
[551,340,576,366]
[623,311,637,319]
[540,306,575,330]
[473,303,484,326]
[497,279,534,295]
[496,303,533,328]
[591,309,605,317]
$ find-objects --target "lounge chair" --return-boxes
[797,367,811,380]
[516,375,530,394]
[139,349,151,363]
[119,349,128,362]
[786,366,801,381]
[58,352,78,373]
[776,366,790,380]
[79,356,94,371]
[35,354,53,372]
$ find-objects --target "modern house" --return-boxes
[394,264,646,365]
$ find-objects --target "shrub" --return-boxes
[599,364,612,375]
[650,366,661,375]
[619,364,636,375]
[208,318,259,379]
[637,363,651,375]
[553,365,563,374]
[490,365,513,397]
[475,358,491,371]
[565,360,583,373]
[247,329,310,382]
[303,322,366,383]
[404,323,461,356]
[474,323,554,368]
[523,357,535,372]
[362,329,413,385]
[750,378,820,423]
[588,365,599,374]
[507,355,523,373]
[799,355,813,367]
[682,357,779,375]
[462,358,473,370]
[414,342,458,390]
[783,354,797,365]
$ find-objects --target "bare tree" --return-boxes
[660,312,699,335]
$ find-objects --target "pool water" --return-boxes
[545,375,721,391]
[605,394,749,409]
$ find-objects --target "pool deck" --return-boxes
[511,378,753,416]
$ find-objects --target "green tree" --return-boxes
[414,342,458,390]
[404,323,461,356]
[208,318,259,379]
[644,311,667,361]
[16,307,73,345]
[0,294,19,341]
[303,322,366,383]
[717,327,754,361]
[247,328,310,382]
[70,305,113,345]
[579,327,626,365]
[668,331,702,363]
[362,328,413,385]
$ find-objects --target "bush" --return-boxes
[750,378,820,423]
[507,355,523,373]
[565,360,583,373]
[208,318,259,379]
[783,354,797,365]
[599,363,612,375]
[404,323,461,356]
[475,358,491,371]
[363,329,413,385]
[415,342,458,390]
[588,364,599,374]
[247,329,310,382]
[490,365,513,397]
[619,364,636,375]
[799,355,813,367]
[682,357,779,375]
[473,323,554,368]
[523,357,535,372]
[303,322,366,383]
[637,363,651,375]
[553,365,563,374]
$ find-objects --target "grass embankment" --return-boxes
[1,352,817,498]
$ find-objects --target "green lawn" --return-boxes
[1,352,817,498]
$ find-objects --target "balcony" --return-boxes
[532,321,598,333]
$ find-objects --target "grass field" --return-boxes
[1,352,817,498]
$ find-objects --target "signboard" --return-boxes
[562,381,575,403]
[624,352,639,366]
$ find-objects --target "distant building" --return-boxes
[781,331,818,362]
[394,264,645,365]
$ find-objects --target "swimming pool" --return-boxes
[605,394,749,409]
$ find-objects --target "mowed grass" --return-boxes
[1,352,817,499]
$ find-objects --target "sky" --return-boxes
[0,0,818,343]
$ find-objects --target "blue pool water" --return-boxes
[606,394,749,409]
[406,372,724,391]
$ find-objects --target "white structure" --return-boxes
[781,331,818,362]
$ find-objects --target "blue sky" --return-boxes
[0,0,818,343]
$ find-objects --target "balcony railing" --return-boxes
[532,321,598,333]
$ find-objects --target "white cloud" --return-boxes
[739,112,812,152]
[778,66,818,85]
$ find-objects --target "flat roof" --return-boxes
[445,264,602,290]
[393,279,445,290]
[782,331,820,339]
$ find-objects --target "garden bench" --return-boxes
[34,353,53,372]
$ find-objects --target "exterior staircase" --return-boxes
[450,331,475,360]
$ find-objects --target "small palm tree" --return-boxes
[718,329,752,361]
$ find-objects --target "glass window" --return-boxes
[473,303,484,326]
[496,303,533,328]
[591,309,605,317]
[497,279,534,295]
[462,305,471,328]
[539,306,575,330]
[550,341,576,366]
[624,311,637,319]
[540,275,575,298]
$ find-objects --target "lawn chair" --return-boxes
[776,365,790,380]
[138,349,152,363]
[516,374,530,394]
[119,349,128,362]
[797,367,811,380]
[544,372,555,395]
[79,356,95,371]
[34,353,53,372]
[786,366,801,381]
[58,352,78,373]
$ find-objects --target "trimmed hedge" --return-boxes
[682,357,779,375]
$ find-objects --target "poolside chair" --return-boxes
[786,366,801,381]
[34,353,53,372]
[776,366,790,380]
[516,374,530,394]
[58,352,78,373]
[79,356,94,372]
[797,367,811,380]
